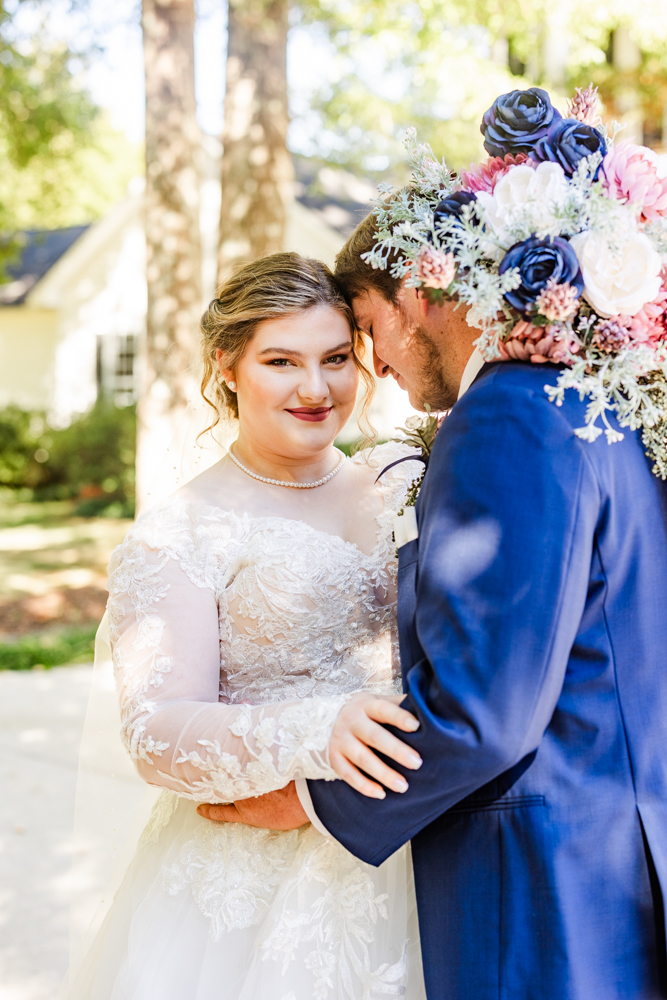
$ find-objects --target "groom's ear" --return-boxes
[415,288,430,318]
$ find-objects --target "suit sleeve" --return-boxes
[307,368,600,865]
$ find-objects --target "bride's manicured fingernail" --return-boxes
[406,719,420,731]
[374,788,386,799]
[197,804,208,817]
[395,778,409,793]
[408,753,422,769]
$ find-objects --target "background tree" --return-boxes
[0,5,139,275]
[137,0,201,505]
[217,0,292,283]
[294,0,667,174]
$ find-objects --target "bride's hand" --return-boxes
[329,693,422,799]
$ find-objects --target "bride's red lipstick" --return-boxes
[285,406,332,422]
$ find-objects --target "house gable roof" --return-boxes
[0,226,89,306]
[0,160,376,309]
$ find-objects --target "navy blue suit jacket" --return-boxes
[308,361,667,999]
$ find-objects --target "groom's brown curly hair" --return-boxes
[334,209,403,305]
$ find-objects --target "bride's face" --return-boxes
[220,304,359,458]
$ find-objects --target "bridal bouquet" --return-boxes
[364,85,667,479]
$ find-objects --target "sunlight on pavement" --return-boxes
[0,665,93,1000]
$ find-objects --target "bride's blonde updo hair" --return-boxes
[200,252,374,432]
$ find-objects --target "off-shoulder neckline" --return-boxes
[139,495,389,561]
[131,442,420,560]
[133,441,422,561]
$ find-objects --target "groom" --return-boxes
[201,210,667,999]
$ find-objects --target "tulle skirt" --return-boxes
[64,791,426,1000]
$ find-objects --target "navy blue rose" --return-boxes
[533,118,607,178]
[433,190,478,231]
[481,88,561,158]
[499,236,584,317]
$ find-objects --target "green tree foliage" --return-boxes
[293,0,536,172]
[294,0,667,173]
[0,35,96,168]
[0,113,142,231]
[0,3,141,271]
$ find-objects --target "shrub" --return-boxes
[0,402,135,515]
[0,406,47,488]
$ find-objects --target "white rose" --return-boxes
[569,230,663,317]
[476,162,568,244]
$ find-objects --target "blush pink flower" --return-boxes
[602,141,667,223]
[499,320,580,364]
[590,286,667,350]
[623,287,667,346]
[459,153,534,194]
[534,278,580,322]
[415,245,456,290]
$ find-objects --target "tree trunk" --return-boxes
[612,26,644,145]
[137,0,201,507]
[217,0,293,284]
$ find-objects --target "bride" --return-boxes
[65,252,426,1000]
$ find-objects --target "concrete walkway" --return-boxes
[0,665,93,1000]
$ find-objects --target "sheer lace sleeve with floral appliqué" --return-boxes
[107,519,348,802]
[106,441,422,804]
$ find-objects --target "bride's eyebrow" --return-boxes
[257,341,352,357]
[321,341,353,355]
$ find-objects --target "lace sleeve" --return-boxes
[106,526,346,804]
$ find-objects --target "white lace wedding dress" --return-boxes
[66,443,426,1000]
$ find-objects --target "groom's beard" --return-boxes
[401,314,459,412]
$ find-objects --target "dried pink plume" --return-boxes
[534,279,580,322]
[415,245,456,290]
[590,287,667,350]
[591,319,630,354]
[602,141,667,223]
[567,84,603,129]
[499,320,580,365]
[459,153,534,194]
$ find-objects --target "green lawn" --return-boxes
[0,494,132,669]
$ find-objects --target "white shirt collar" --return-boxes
[457,347,486,400]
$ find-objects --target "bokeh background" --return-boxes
[1,1,666,997]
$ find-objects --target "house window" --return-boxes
[96,334,141,406]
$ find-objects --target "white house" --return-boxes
[0,148,416,441]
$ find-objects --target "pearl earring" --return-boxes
[227,381,236,391]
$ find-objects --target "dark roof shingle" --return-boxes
[0,226,89,306]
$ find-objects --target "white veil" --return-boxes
[61,390,235,992]
[61,352,407,989]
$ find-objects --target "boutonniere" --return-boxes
[378,406,445,549]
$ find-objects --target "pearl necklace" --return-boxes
[229,446,346,489]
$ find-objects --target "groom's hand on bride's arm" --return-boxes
[196,694,422,827]
[197,782,309,830]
